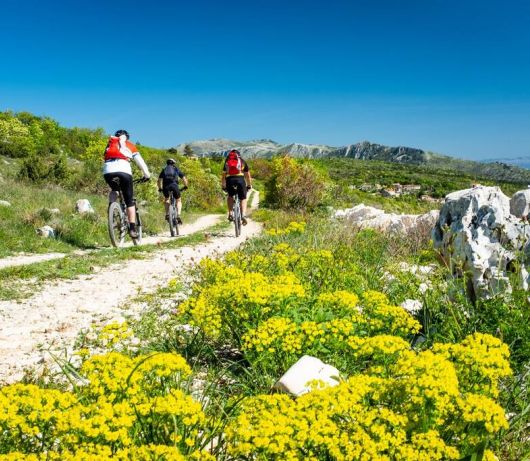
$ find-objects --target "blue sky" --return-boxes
[1,0,529,159]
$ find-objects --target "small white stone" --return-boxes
[274,355,340,397]
[36,225,55,238]
[0,200,11,207]
[75,199,94,214]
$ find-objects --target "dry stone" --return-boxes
[433,186,530,299]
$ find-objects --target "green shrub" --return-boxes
[265,156,328,210]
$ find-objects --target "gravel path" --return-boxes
[0,194,261,383]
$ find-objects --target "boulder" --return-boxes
[75,199,94,214]
[0,200,11,207]
[274,355,340,396]
[36,225,55,238]
[433,186,530,298]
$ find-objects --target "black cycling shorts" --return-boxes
[163,183,181,199]
[226,176,247,200]
[104,172,134,207]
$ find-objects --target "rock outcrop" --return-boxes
[334,204,439,234]
[433,186,530,299]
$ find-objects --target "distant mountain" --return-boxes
[482,156,530,171]
[177,138,530,184]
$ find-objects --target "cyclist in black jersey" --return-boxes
[157,158,188,224]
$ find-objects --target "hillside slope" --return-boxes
[179,138,530,183]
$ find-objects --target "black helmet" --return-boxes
[166,158,176,165]
[228,149,240,156]
[114,129,130,139]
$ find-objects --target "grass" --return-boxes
[0,220,230,301]
[0,155,218,257]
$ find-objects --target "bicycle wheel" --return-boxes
[108,202,126,248]
[233,200,241,237]
[133,208,142,245]
[168,202,177,237]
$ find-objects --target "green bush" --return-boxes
[265,156,328,210]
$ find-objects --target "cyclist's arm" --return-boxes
[244,170,252,188]
[132,152,150,179]
[157,177,163,191]
[181,175,189,188]
[221,171,227,189]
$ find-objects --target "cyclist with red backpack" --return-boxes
[221,149,252,225]
[157,158,188,224]
[103,130,151,238]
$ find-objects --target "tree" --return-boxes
[183,144,195,157]
[0,117,36,157]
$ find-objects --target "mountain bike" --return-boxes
[167,185,187,237]
[108,177,147,248]
[228,185,242,237]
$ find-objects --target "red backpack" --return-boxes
[104,136,129,161]
[226,151,243,175]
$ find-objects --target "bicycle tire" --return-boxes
[108,202,126,248]
[233,199,241,237]
[168,194,177,237]
[133,209,142,245]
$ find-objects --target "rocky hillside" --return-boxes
[178,138,530,184]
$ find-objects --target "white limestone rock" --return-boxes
[433,186,530,298]
[75,199,94,214]
[334,204,439,234]
[274,355,340,397]
[0,200,11,207]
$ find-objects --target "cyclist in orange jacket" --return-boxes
[103,129,150,238]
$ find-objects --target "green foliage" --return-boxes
[17,153,69,184]
[0,116,35,157]
[265,156,328,210]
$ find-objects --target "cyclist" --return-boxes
[221,149,252,225]
[103,129,150,239]
[158,158,188,224]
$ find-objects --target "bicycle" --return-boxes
[227,184,243,237]
[167,185,187,237]
[108,177,147,248]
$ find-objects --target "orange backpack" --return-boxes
[104,136,129,161]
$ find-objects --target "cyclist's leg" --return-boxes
[237,177,249,224]
[169,184,183,223]
[118,173,136,228]
[162,187,171,218]
[226,177,237,219]
[103,174,121,204]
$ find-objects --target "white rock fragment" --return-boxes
[0,200,11,207]
[36,225,55,238]
[75,199,94,214]
[274,355,340,397]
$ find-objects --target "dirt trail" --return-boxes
[0,193,261,384]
